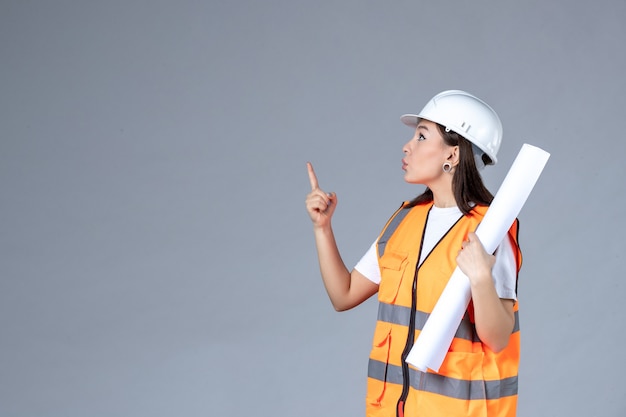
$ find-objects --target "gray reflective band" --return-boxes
[377,207,411,258]
[368,359,518,400]
[377,302,519,341]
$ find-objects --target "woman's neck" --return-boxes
[430,181,457,208]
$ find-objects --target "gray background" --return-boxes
[1,1,625,416]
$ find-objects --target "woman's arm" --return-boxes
[305,163,379,311]
[456,232,516,352]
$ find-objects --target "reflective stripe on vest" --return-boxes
[376,301,520,342]
[368,359,518,400]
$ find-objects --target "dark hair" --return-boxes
[406,122,493,215]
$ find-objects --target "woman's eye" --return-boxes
[417,134,426,141]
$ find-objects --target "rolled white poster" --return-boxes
[405,143,550,372]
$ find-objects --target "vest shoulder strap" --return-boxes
[376,202,413,258]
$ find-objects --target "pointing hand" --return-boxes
[305,162,337,227]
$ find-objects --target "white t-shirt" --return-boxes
[354,205,518,300]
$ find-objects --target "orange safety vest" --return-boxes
[366,202,522,417]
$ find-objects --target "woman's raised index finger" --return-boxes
[307,162,319,190]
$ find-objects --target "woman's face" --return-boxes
[401,119,456,185]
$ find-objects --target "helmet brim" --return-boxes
[400,114,420,128]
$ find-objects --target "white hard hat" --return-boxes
[400,90,503,166]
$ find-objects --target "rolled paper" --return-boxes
[406,144,550,372]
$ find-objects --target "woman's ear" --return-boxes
[448,145,460,166]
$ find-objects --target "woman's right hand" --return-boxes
[305,162,337,228]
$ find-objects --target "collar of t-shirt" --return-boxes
[419,205,463,266]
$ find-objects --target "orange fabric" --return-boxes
[366,202,522,417]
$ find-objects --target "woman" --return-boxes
[305,90,522,417]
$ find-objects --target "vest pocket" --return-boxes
[367,322,393,408]
[378,250,409,304]
[436,351,488,416]
[438,350,486,383]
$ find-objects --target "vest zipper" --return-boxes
[396,264,419,417]
[394,207,464,417]
[395,209,430,417]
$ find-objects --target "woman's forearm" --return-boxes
[312,224,354,311]
[470,277,516,352]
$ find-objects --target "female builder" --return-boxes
[305,90,522,417]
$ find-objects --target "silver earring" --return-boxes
[442,162,452,173]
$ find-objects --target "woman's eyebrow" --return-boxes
[417,125,430,132]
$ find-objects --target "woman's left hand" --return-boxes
[456,232,495,285]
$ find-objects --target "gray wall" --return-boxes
[1,1,624,416]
